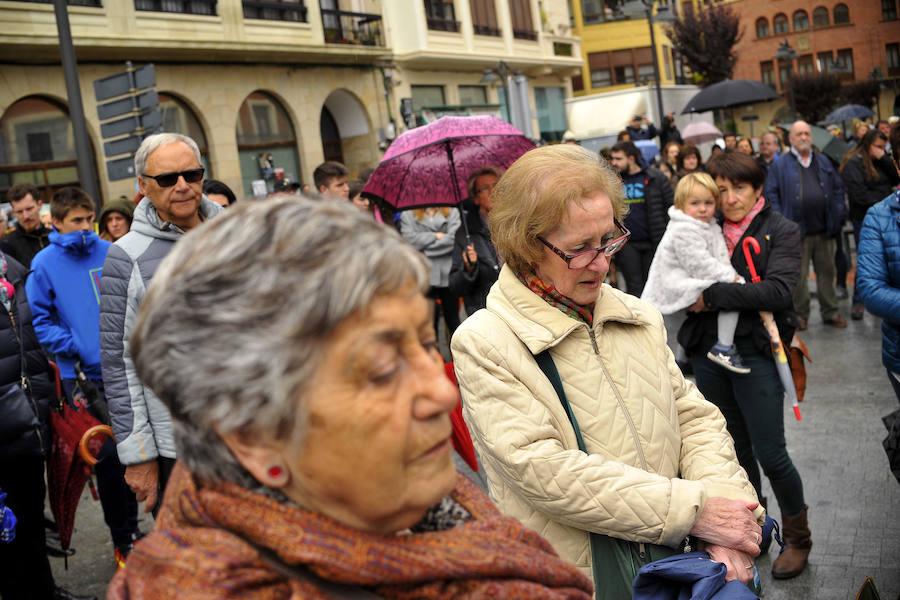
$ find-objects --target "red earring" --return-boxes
[267,465,283,479]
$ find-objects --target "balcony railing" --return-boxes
[426,17,460,32]
[243,1,307,22]
[321,9,383,46]
[513,28,537,40]
[473,24,501,36]
[16,0,102,5]
[134,0,216,15]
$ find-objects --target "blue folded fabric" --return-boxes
[632,551,759,600]
[0,490,16,543]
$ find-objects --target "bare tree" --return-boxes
[790,73,843,124]
[666,5,742,86]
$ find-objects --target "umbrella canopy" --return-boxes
[682,122,723,144]
[362,115,534,211]
[779,122,852,165]
[48,400,106,552]
[681,80,780,114]
[823,104,874,124]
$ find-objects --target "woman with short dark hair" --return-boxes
[680,150,811,580]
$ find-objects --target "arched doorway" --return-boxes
[236,91,300,197]
[0,96,100,203]
[320,90,375,174]
[159,92,212,175]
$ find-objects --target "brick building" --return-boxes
[730,0,900,121]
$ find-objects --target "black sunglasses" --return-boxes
[538,218,631,270]
[141,168,205,188]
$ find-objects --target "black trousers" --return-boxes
[62,378,138,547]
[152,456,177,518]
[428,286,461,337]
[0,456,56,600]
[614,240,655,297]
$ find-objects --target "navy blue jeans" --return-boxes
[62,378,139,547]
[691,338,806,517]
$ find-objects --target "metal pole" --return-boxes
[646,7,664,123]
[53,0,100,207]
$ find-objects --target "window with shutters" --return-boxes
[509,0,536,40]
[470,0,500,36]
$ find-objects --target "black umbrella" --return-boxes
[681,80,781,114]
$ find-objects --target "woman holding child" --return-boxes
[678,150,811,580]
[452,145,764,598]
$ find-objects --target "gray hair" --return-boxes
[130,197,430,491]
[134,132,201,176]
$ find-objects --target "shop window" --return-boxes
[235,91,300,198]
[411,85,446,110]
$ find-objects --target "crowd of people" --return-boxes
[0,112,897,599]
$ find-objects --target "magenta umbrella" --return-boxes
[362,115,534,213]
[682,122,723,145]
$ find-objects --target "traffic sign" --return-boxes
[106,156,136,181]
[93,64,155,102]
[104,135,142,158]
[97,89,158,121]
[99,108,163,139]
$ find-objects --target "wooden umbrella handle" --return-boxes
[78,425,114,466]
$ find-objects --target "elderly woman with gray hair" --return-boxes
[108,198,592,599]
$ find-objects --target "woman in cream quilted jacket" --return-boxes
[451,145,765,599]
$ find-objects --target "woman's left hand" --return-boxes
[687,293,710,313]
[703,543,756,584]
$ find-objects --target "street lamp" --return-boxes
[775,38,798,119]
[620,1,676,125]
[480,61,512,123]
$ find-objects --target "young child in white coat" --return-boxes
[641,172,749,373]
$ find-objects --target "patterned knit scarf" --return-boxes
[516,270,593,325]
[108,464,593,600]
[723,196,766,254]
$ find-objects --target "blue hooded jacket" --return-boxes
[857,191,900,373]
[26,229,111,380]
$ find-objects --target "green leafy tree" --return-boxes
[789,73,842,123]
[666,5,742,86]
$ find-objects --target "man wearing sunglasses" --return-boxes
[100,133,222,518]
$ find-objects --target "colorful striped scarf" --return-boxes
[108,464,593,599]
[516,270,594,325]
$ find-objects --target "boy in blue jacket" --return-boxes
[26,187,140,567]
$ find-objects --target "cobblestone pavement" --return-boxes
[53,296,899,599]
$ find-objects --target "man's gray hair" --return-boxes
[130,198,430,491]
[134,132,201,176]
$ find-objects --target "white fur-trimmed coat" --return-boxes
[641,206,741,314]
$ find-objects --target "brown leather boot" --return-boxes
[772,505,812,579]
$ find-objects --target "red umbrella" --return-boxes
[47,371,109,557]
[362,115,534,212]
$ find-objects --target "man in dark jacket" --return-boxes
[610,141,674,297]
[0,252,95,600]
[449,168,501,315]
[624,114,658,141]
[659,111,683,148]
[765,120,848,329]
[0,183,51,268]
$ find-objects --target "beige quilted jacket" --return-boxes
[451,266,763,579]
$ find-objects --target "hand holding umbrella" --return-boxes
[742,237,802,421]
